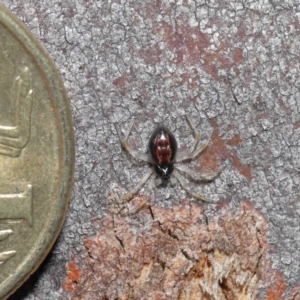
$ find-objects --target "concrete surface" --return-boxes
[2,0,300,299]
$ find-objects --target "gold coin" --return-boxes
[0,4,74,299]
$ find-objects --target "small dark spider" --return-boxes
[114,116,222,205]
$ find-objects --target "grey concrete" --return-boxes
[2,0,300,299]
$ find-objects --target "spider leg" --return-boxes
[173,170,219,203]
[119,170,155,216]
[176,116,212,162]
[124,121,134,140]
[121,169,154,202]
[114,122,153,163]
[120,198,149,216]
[175,165,223,181]
[185,115,201,153]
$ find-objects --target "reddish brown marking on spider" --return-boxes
[155,132,172,165]
[148,127,177,182]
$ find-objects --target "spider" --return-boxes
[114,116,222,207]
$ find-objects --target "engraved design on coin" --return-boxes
[0,230,16,265]
[0,67,33,157]
[0,184,33,266]
[0,251,16,265]
[0,184,33,226]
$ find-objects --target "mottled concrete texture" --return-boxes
[3,0,300,299]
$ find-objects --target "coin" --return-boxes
[0,4,74,299]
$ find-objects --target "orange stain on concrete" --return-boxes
[64,261,81,293]
[227,133,242,146]
[199,118,252,181]
[233,48,244,63]
[84,239,93,248]
[266,270,287,300]
[148,21,245,78]
[112,75,130,96]
[112,74,129,87]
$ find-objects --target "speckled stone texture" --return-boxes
[3,0,300,299]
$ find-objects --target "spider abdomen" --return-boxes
[148,126,177,165]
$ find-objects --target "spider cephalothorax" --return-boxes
[115,116,222,207]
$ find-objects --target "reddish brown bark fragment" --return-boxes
[66,201,267,299]
[285,287,300,300]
